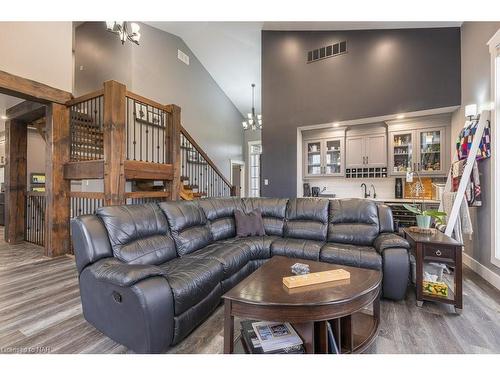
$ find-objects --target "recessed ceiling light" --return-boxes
[396,114,405,119]
[0,115,8,120]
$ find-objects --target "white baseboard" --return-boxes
[463,253,500,291]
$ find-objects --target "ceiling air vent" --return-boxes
[307,40,347,64]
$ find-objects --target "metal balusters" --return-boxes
[126,97,168,163]
[70,95,104,161]
[24,193,46,247]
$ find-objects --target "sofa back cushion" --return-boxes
[284,198,329,241]
[242,198,288,236]
[328,198,380,246]
[197,197,244,240]
[96,204,177,265]
[159,201,213,256]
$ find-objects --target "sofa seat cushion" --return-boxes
[158,257,224,315]
[187,242,254,278]
[320,242,382,270]
[221,235,279,259]
[270,238,324,261]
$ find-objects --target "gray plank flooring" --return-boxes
[1,232,499,354]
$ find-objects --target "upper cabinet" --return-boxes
[303,128,345,178]
[387,114,451,176]
[345,124,387,169]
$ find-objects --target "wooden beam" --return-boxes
[6,100,46,122]
[124,160,173,180]
[169,105,181,200]
[4,119,27,244]
[0,70,72,105]
[125,191,170,199]
[103,81,126,206]
[45,103,71,257]
[64,160,105,180]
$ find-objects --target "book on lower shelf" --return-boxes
[240,320,304,354]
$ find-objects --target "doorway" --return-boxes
[230,160,245,197]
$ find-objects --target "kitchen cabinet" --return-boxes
[304,137,344,177]
[346,132,387,169]
[388,114,450,176]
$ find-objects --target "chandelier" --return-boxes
[242,83,262,131]
[106,21,141,45]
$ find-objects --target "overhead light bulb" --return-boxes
[257,114,262,120]
[247,113,252,119]
[242,121,248,130]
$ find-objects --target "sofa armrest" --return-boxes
[373,233,410,253]
[87,258,167,287]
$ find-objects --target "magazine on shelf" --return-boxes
[240,321,304,354]
[251,321,303,352]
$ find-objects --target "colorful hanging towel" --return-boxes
[451,159,482,206]
[456,119,491,160]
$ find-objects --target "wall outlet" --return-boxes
[177,49,190,65]
[264,179,269,185]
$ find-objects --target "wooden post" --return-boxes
[103,81,126,206]
[167,104,181,201]
[4,119,27,244]
[45,103,71,256]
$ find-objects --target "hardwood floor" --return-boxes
[1,234,499,354]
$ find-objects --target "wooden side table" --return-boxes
[403,228,463,313]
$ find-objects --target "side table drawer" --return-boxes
[424,245,454,261]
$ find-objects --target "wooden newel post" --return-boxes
[4,119,27,244]
[167,104,181,201]
[103,81,127,206]
[45,103,71,256]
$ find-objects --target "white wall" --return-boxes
[0,22,73,92]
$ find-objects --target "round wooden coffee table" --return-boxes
[222,255,382,354]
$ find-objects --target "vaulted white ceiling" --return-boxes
[147,22,462,118]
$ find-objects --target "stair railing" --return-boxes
[180,127,235,198]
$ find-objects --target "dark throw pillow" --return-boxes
[235,209,266,237]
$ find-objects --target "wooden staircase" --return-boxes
[179,176,207,200]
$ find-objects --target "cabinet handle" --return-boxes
[366,156,368,165]
[435,250,442,256]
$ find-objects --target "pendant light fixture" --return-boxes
[242,83,262,131]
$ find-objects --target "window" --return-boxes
[248,141,262,197]
[489,29,500,267]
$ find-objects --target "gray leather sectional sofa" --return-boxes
[71,197,410,353]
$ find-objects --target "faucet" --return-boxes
[370,184,377,199]
[360,183,371,198]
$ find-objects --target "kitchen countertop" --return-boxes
[318,196,441,204]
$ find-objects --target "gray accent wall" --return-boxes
[261,28,461,197]
[450,22,500,277]
[74,22,244,179]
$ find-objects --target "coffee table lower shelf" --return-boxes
[233,311,379,354]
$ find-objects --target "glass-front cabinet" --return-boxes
[418,128,444,174]
[304,138,344,177]
[391,131,413,174]
[389,127,446,176]
[305,140,322,176]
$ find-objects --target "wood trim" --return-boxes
[65,89,104,106]
[124,160,173,180]
[6,101,46,122]
[69,191,106,199]
[0,69,72,105]
[45,103,71,257]
[181,126,233,188]
[103,81,127,206]
[127,91,170,112]
[170,106,181,200]
[4,119,27,244]
[125,191,170,199]
[63,160,105,180]
[26,191,46,197]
